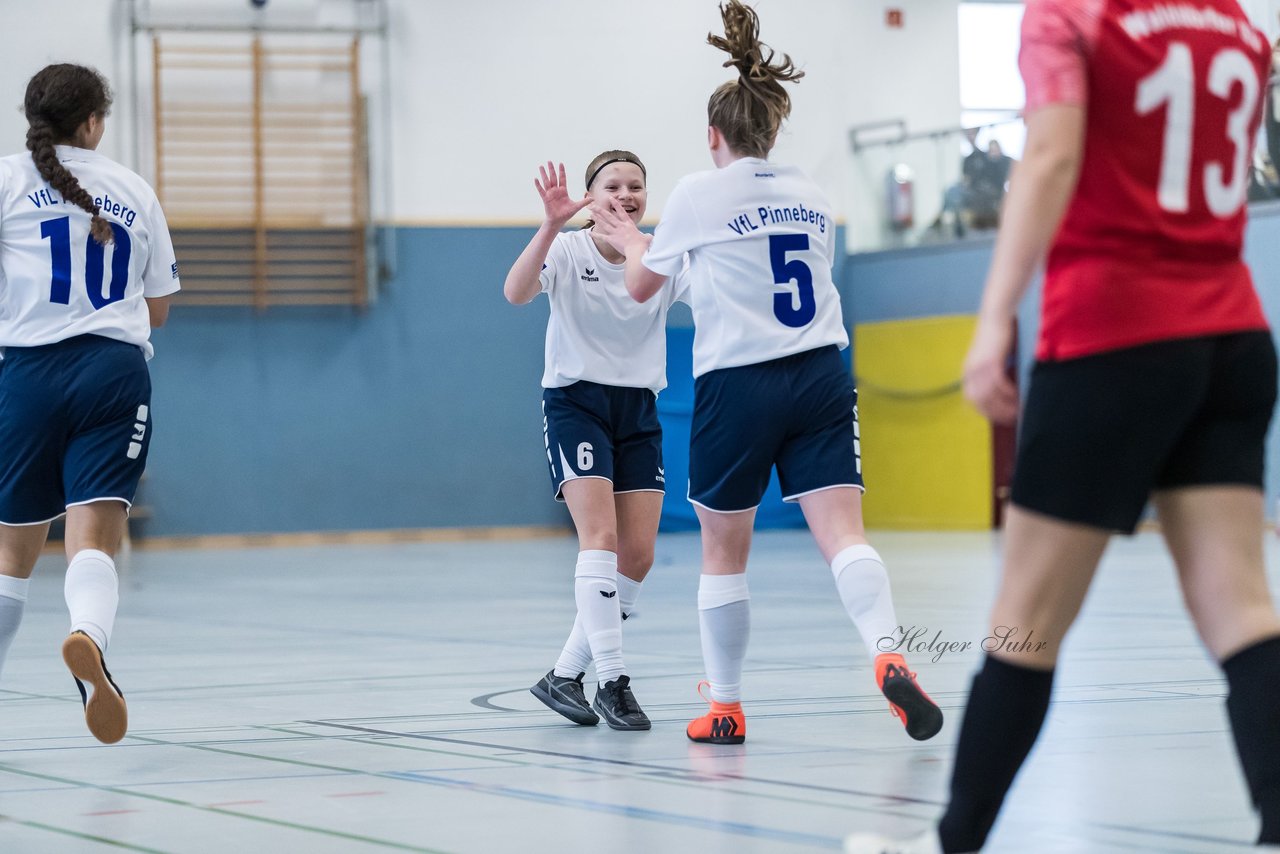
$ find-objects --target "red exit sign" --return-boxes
[886,8,904,28]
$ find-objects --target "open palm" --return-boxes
[535,161,590,228]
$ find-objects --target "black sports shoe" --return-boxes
[530,671,599,726]
[592,675,651,731]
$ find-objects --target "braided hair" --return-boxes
[706,1,804,159]
[24,64,115,245]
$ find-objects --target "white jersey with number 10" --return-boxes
[641,157,847,378]
[0,145,181,360]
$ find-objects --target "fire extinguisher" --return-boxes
[886,164,915,231]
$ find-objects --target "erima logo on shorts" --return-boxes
[127,405,149,460]
[581,267,599,282]
[171,262,179,279]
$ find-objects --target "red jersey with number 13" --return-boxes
[1022,0,1270,361]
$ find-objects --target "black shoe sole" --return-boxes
[883,682,944,741]
[530,683,599,726]
[686,733,745,745]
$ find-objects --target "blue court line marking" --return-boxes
[386,769,842,849]
[307,721,1252,849]
[305,720,947,808]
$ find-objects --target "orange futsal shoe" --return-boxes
[875,653,943,741]
[686,681,746,744]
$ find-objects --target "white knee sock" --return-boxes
[830,544,899,662]
[618,573,643,622]
[698,573,750,704]
[573,550,624,686]
[553,615,592,679]
[64,550,119,653]
[0,575,29,681]
[554,571,644,679]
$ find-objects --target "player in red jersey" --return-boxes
[846,1,1280,852]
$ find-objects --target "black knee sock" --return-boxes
[937,655,1054,854]
[1222,635,1280,844]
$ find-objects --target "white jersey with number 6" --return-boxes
[0,145,181,360]
[539,227,689,394]
[641,157,847,378]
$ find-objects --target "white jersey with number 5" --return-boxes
[641,157,847,378]
[0,145,181,360]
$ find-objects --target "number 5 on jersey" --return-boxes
[770,233,816,328]
[40,216,133,309]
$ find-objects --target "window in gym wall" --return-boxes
[958,2,1025,157]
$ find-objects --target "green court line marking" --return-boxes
[0,762,446,854]
[0,816,173,853]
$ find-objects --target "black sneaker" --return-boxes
[592,675,651,731]
[530,671,599,726]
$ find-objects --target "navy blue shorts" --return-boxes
[542,381,665,501]
[1012,331,1277,533]
[689,345,863,513]
[0,334,153,526]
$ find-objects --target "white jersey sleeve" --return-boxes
[643,180,701,278]
[665,257,692,308]
[539,231,572,295]
[142,190,180,298]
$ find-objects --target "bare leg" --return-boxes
[937,505,1110,852]
[1156,486,1280,844]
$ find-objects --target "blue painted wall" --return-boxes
[145,227,568,536]
[141,208,1280,538]
[141,225,851,537]
[842,201,1280,513]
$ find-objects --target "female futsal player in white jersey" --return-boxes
[0,64,180,744]
[591,1,942,745]
[504,152,687,731]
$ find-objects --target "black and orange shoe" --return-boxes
[875,653,942,741]
[62,631,128,744]
[686,681,746,744]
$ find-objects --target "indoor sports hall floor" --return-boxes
[0,529,1272,853]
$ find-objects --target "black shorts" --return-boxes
[1011,331,1276,533]
[541,381,664,501]
[689,345,863,513]
[0,334,153,525]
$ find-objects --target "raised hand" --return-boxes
[588,197,648,256]
[536,161,590,228]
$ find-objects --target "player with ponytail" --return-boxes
[0,64,181,744]
[592,1,942,747]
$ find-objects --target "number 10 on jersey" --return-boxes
[40,216,133,309]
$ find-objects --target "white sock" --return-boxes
[0,575,29,681]
[698,573,750,704]
[64,550,119,653]
[554,572,644,679]
[573,550,625,686]
[831,544,899,662]
[553,615,592,680]
[618,573,643,621]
